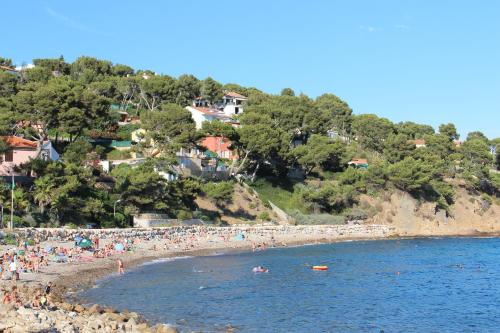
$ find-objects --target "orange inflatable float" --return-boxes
[312,266,328,271]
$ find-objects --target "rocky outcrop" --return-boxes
[0,300,179,333]
[364,187,500,236]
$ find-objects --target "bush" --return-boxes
[116,124,140,141]
[177,210,193,220]
[202,181,235,207]
[291,211,345,225]
[258,211,270,221]
[106,149,131,160]
[344,208,368,220]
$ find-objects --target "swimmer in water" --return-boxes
[117,259,124,274]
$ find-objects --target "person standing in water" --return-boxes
[117,259,124,274]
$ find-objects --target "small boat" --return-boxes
[312,265,328,271]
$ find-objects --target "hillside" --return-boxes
[0,54,498,229]
[195,183,276,225]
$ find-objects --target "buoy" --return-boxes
[312,265,328,271]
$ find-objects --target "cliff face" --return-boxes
[364,187,500,236]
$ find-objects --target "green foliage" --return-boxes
[352,114,394,153]
[201,181,234,208]
[383,133,415,163]
[396,121,435,139]
[291,212,345,225]
[293,135,347,174]
[280,88,295,96]
[258,211,270,221]
[106,149,131,160]
[202,77,223,104]
[138,103,198,160]
[439,123,460,141]
[63,140,93,164]
[305,93,353,136]
[177,210,193,220]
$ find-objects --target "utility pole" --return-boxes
[10,171,14,230]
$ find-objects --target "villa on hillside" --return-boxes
[186,91,247,129]
[0,65,18,75]
[412,139,426,148]
[200,136,237,160]
[0,136,59,176]
[348,158,369,169]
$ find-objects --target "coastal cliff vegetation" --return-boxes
[0,55,499,227]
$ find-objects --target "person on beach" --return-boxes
[117,259,125,274]
[9,259,18,281]
[45,281,53,295]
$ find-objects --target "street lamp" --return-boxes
[113,199,122,218]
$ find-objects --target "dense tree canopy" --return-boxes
[0,53,497,227]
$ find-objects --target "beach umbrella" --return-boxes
[79,239,93,248]
[115,243,125,251]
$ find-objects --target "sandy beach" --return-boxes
[0,224,392,332]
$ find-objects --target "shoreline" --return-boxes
[2,225,500,332]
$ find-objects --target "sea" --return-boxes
[79,238,500,332]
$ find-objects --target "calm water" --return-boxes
[80,238,500,332]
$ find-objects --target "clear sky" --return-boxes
[2,0,499,138]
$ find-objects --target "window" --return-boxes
[235,107,239,114]
[4,150,13,162]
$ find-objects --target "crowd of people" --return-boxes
[0,225,312,309]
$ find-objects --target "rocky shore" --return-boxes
[1,224,395,332]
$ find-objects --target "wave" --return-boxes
[141,256,194,266]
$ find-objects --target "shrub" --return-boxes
[106,149,131,160]
[177,210,193,220]
[344,208,368,221]
[202,181,235,207]
[291,211,345,225]
[116,124,140,141]
[258,211,270,221]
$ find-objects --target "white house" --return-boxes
[222,91,247,116]
[185,106,236,129]
[186,91,246,129]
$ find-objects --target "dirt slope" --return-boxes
[196,183,276,225]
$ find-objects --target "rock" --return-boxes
[87,304,103,314]
[74,304,85,313]
[154,324,179,333]
[59,302,75,311]
[104,306,118,313]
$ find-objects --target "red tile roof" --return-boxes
[200,136,237,159]
[224,91,247,99]
[1,136,38,148]
[348,158,368,165]
[413,139,426,145]
[0,65,17,72]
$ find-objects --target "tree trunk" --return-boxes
[251,162,260,183]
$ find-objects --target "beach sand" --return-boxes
[0,224,392,332]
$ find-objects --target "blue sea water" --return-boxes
[79,238,500,332]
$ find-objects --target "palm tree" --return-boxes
[33,177,55,214]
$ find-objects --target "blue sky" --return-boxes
[2,0,499,138]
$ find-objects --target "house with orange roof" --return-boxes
[411,139,426,148]
[347,158,369,169]
[0,65,18,75]
[0,136,59,176]
[200,136,237,160]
